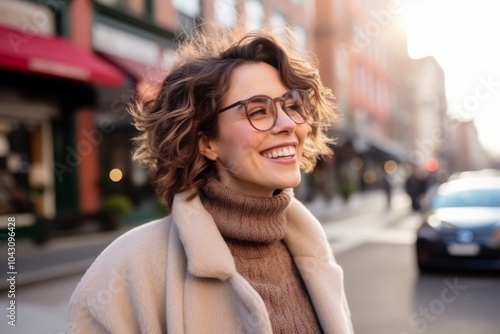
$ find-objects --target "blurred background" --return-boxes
[0,0,499,333]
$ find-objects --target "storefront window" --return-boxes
[128,0,146,16]
[172,0,200,32]
[292,25,306,49]
[214,0,236,27]
[97,0,119,5]
[245,0,264,32]
[0,0,54,36]
[172,0,200,17]
[0,121,33,215]
[99,128,155,205]
[96,0,151,18]
[270,12,286,30]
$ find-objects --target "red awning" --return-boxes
[101,53,147,82]
[100,53,169,84]
[0,25,125,87]
[100,53,166,101]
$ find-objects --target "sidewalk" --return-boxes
[305,188,408,223]
[0,225,134,290]
[0,189,410,290]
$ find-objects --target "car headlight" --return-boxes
[428,215,455,229]
[428,215,442,228]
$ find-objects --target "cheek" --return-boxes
[294,126,309,163]
[296,124,309,149]
[300,124,309,139]
[218,126,261,157]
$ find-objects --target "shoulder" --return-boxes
[92,216,172,271]
[286,197,324,232]
[107,217,171,254]
[284,197,336,260]
[69,217,172,332]
[286,197,328,241]
[71,217,172,297]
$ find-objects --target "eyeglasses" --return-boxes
[218,89,310,131]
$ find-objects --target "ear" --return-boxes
[198,133,218,161]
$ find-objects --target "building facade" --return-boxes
[312,0,417,199]
[0,0,127,233]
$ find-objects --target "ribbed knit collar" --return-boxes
[200,178,292,243]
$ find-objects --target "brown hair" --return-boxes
[129,26,337,209]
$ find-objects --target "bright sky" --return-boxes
[400,0,500,158]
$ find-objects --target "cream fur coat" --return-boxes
[68,190,354,333]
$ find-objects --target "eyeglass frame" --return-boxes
[217,89,310,131]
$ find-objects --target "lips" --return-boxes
[261,145,296,159]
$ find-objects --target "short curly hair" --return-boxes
[130,26,337,209]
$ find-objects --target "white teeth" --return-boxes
[263,146,295,159]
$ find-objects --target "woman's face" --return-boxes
[200,62,308,197]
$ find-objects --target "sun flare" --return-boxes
[400,0,500,156]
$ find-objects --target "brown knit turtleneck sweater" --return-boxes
[201,178,323,334]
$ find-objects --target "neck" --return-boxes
[200,178,292,243]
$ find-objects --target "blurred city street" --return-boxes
[1,189,499,334]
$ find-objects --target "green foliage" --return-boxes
[102,195,133,223]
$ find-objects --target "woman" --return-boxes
[69,27,353,334]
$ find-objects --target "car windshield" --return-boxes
[432,188,500,209]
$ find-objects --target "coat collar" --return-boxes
[285,198,353,333]
[171,190,236,280]
[171,191,332,280]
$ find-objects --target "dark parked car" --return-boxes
[416,177,500,272]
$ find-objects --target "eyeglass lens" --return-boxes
[245,90,307,131]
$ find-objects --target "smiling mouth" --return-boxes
[261,145,296,159]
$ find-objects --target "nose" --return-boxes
[272,102,297,133]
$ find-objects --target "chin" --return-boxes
[272,173,301,190]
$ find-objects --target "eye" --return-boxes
[247,107,269,119]
[284,100,302,113]
[246,99,271,119]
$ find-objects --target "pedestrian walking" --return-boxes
[382,171,392,208]
[68,26,353,334]
[404,168,428,211]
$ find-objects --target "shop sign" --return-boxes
[93,23,159,66]
[28,58,90,81]
[0,0,54,37]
